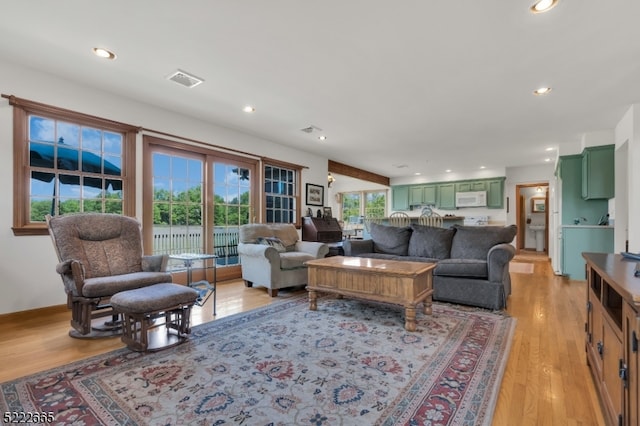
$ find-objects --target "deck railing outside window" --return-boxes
[152,226,240,268]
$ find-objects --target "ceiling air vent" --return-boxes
[167,69,204,88]
[300,125,322,134]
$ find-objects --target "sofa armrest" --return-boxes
[343,239,374,256]
[55,259,86,296]
[295,241,329,258]
[238,243,281,263]
[142,254,168,272]
[487,243,516,283]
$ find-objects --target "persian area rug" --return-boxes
[0,295,515,425]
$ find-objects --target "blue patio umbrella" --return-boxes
[30,142,122,215]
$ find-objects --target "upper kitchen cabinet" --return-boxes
[559,154,609,225]
[409,184,437,206]
[455,181,487,193]
[438,183,456,210]
[582,145,614,200]
[486,178,505,209]
[392,185,409,211]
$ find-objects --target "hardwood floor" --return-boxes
[0,254,605,425]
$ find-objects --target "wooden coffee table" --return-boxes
[305,256,436,331]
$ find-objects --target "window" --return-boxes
[143,136,257,281]
[341,193,361,222]
[213,161,252,265]
[264,162,300,225]
[365,191,386,218]
[340,190,387,220]
[9,96,138,235]
[151,151,204,256]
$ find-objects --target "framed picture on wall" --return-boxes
[305,183,324,206]
[531,197,546,212]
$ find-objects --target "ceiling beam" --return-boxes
[328,160,390,186]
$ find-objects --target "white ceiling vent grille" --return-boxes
[300,125,322,134]
[167,69,204,88]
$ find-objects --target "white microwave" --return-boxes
[455,191,487,207]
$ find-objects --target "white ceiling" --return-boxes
[2,1,640,178]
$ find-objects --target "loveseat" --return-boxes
[343,222,517,310]
[238,223,329,297]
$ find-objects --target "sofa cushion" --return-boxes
[435,259,488,278]
[450,225,517,260]
[408,224,456,259]
[369,222,412,255]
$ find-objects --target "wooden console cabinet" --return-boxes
[583,253,640,426]
[302,217,342,243]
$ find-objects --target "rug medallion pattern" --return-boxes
[1,296,515,425]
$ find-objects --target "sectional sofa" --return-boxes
[343,222,517,310]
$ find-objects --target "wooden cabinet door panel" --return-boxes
[602,317,623,425]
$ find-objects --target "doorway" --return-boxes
[515,182,549,254]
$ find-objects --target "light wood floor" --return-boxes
[0,253,605,425]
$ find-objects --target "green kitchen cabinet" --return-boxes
[582,145,614,200]
[561,226,614,279]
[560,154,608,225]
[438,183,456,210]
[455,181,487,193]
[409,184,437,206]
[422,184,437,205]
[392,186,409,211]
[409,185,424,206]
[486,179,505,208]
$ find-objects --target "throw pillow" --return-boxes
[450,225,517,260]
[369,222,412,256]
[408,224,456,259]
[256,237,287,253]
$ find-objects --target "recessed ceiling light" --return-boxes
[480,166,486,169]
[445,169,452,173]
[544,158,552,162]
[530,0,558,14]
[243,106,255,113]
[545,147,555,151]
[318,136,327,141]
[92,47,116,60]
[534,87,552,95]
[414,172,421,176]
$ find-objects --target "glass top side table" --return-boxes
[169,253,218,316]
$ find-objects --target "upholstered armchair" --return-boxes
[46,213,172,338]
[237,223,329,297]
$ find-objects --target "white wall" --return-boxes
[0,61,329,315]
[505,164,557,268]
[615,104,640,252]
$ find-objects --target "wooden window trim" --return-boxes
[263,161,303,228]
[7,95,139,236]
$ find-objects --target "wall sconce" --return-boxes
[536,186,543,193]
[327,172,336,188]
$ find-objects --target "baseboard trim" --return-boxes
[0,304,67,321]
